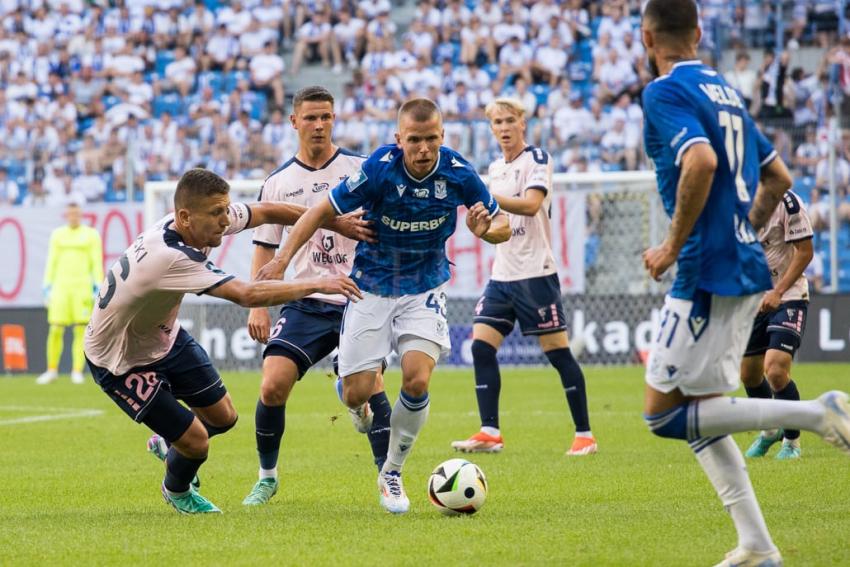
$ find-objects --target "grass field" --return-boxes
[1,363,849,566]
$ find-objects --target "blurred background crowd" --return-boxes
[0,0,848,288]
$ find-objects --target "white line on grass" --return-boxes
[0,408,104,426]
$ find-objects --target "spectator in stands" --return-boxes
[460,15,494,66]
[563,0,591,42]
[250,40,285,110]
[811,152,850,230]
[553,91,592,144]
[405,19,434,65]
[22,177,47,207]
[600,115,628,169]
[367,9,397,51]
[756,50,791,120]
[595,47,638,103]
[204,23,240,72]
[805,248,824,294]
[158,45,196,98]
[795,127,820,178]
[532,34,568,86]
[498,35,532,84]
[334,9,366,69]
[493,10,525,49]
[291,11,335,75]
[0,167,20,205]
[725,52,758,111]
[811,0,840,48]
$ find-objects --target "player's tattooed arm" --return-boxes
[256,199,336,280]
[643,143,717,281]
[750,157,793,231]
[248,202,375,242]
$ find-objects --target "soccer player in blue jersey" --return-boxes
[258,98,511,513]
[639,1,850,565]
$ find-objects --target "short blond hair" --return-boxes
[484,97,526,120]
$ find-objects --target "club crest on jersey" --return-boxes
[396,184,407,197]
[435,179,447,199]
[346,169,367,192]
[413,187,429,198]
[322,235,335,252]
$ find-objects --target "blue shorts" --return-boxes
[744,300,808,357]
[473,274,567,336]
[87,328,226,424]
[263,298,345,377]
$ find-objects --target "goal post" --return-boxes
[144,171,668,370]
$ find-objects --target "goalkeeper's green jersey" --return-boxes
[43,225,104,289]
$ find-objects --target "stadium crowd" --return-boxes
[0,0,847,224]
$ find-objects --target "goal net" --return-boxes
[144,171,668,370]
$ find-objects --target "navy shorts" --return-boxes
[474,274,567,336]
[744,300,808,357]
[263,298,345,377]
[87,328,226,426]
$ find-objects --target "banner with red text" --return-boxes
[0,194,584,307]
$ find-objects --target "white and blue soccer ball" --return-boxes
[427,458,488,516]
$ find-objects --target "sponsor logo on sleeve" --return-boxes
[346,169,367,192]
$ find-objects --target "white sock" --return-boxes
[382,393,430,474]
[481,426,500,437]
[692,435,776,553]
[164,486,190,499]
[259,467,277,480]
[575,431,593,438]
[693,397,824,438]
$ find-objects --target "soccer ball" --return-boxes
[427,458,488,516]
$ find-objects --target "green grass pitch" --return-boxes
[1,363,849,566]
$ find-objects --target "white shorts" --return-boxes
[645,292,762,397]
[337,284,452,377]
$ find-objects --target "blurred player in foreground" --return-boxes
[38,202,103,385]
[241,86,391,506]
[451,98,596,456]
[257,98,510,513]
[84,168,365,514]
[741,192,814,460]
[639,1,850,564]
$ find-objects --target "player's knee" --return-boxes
[260,379,288,406]
[763,361,790,391]
[175,420,210,458]
[471,339,498,362]
[402,375,429,398]
[644,403,689,440]
[342,386,369,409]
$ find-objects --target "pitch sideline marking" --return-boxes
[0,406,104,426]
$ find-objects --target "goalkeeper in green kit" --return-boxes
[37,203,103,385]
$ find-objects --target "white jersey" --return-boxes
[759,190,813,302]
[84,203,252,375]
[252,148,365,305]
[487,146,557,282]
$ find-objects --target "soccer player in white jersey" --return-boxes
[451,98,596,456]
[257,98,510,514]
[640,2,850,565]
[242,86,392,506]
[84,168,364,514]
[741,192,814,460]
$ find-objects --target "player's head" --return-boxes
[173,168,231,248]
[485,98,527,155]
[641,0,701,78]
[64,202,82,228]
[395,98,444,178]
[291,86,335,154]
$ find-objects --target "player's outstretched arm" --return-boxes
[467,202,510,244]
[247,202,375,242]
[247,244,276,343]
[255,199,337,280]
[749,157,793,231]
[643,143,717,281]
[493,188,546,216]
[209,275,362,308]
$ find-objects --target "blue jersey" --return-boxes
[643,60,777,300]
[328,144,500,296]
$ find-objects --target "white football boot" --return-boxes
[714,547,782,567]
[377,470,410,514]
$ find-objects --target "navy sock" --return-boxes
[201,416,237,438]
[367,391,392,471]
[164,447,206,493]
[773,379,801,440]
[745,377,772,399]
[471,340,501,429]
[545,347,590,433]
[255,400,285,470]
